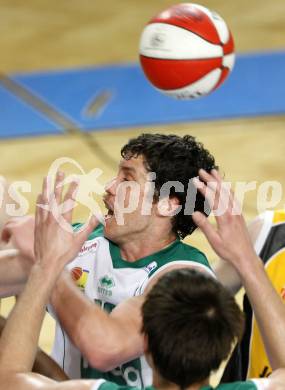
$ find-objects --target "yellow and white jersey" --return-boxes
[245,210,285,379]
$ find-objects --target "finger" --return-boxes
[35,194,43,228]
[211,181,232,218]
[75,215,99,245]
[54,171,65,204]
[193,177,218,211]
[48,172,66,223]
[210,170,237,213]
[42,176,52,207]
[198,169,215,183]
[39,181,50,221]
[195,172,220,194]
[211,169,222,183]
[62,179,79,222]
[192,211,220,247]
[192,177,206,197]
[199,170,229,214]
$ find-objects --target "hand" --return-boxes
[1,215,35,260]
[34,171,98,273]
[192,169,257,268]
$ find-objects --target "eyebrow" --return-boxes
[120,166,137,176]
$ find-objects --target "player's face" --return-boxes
[103,155,158,245]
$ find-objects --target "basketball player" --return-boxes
[217,209,285,382]
[0,169,285,390]
[0,134,217,385]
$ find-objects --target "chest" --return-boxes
[67,238,154,305]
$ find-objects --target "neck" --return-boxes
[119,233,177,262]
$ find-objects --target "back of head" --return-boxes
[121,133,217,239]
[142,269,245,389]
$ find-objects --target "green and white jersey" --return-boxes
[91,379,269,390]
[51,224,214,386]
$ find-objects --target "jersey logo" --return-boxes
[98,275,115,297]
[143,261,158,274]
[71,267,89,291]
[78,240,98,256]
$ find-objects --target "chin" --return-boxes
[103,220,127,245]
[103,223,117,242]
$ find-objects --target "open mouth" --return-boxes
[104,199,115,221]
[105,208,114,220]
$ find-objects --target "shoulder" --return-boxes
[163,240,213,276]
[142,241,214,294]
[150,240,214,278]
[177,241,210,266]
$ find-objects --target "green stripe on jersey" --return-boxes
[73,223,210,272]
[109,239,210,271]
[97,381,258,390]
[72,222,104,239]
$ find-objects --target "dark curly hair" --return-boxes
[121,133,217,239]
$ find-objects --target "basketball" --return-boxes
[71,266,83,281]
[139,3,235,99]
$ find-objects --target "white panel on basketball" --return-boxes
[223,53,235,70]
[192,4,230,44]
[139,23,223,60]
[158,68,221,99]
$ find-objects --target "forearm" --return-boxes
[236,254,285,369]
[0,315,68,381]
[0,264,58,372]
[51,271,143,370]
[213,259,242,294]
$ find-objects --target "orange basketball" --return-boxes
[139,3,235,99]
[71,267,83,281]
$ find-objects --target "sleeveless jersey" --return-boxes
[244,209,285,379]
[222,210,285,381]
[91,379,268,390]
[50,224,213,386]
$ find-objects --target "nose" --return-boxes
[104,177,118,195]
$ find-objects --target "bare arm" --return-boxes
[51,271,144,371]
[50,258,212,372]
[0,315,68,380]
[193,169,285,370]
[0,174,97,387]
[1,373,98,390]
[0,264,60,373]
[212,259,241,294]
[213,215,265,294]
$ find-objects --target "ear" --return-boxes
[157,196,182,217]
